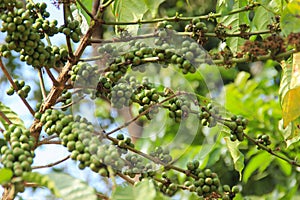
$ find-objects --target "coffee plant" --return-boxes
[0,0,300,199]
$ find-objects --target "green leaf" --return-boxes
[234,71,250,89]
[280,0,300,36]
[279,118,300,147]
[23,172,60,197]
[243,151,273,183]
[76,0,93,24]
[48,173,97,200]
[276,157,292,176]
[217,0,250,54]
[113,0,148,34]
[251,6,274,38]
[216,0,235,15]
[0,168,13,184]
[0,102,25,130]
[280,185,298,200]
[258,0,287,14]
[144,0,165,18]
[111,179,164,200]
[224,137,244,180]
[279,54,300,128]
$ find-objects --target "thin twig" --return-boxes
[100,0,114,10]
[88,32,158,44]
[106,92,183,135]
[96,193,110,200]
[0,110,12,125]
[116,172,135,185]
[101,3,260,25]
[32,155,70,169]
[45,68,59,86]
[0,58,35,116]
[52,94,85,109]
[38,140,61,146]
[38,68,47,100]
[243,133,300,167]
[63,2,74,58]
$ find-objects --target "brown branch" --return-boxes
[0,110,12,125]
[38,68,47,100]
[116,172,135,185]
[45,68,59,86]
[96,193,110,200]
[32,155,70,169]
[30,12,102,142]
[101,2,260,25]
[243,133,300,167]
[0,58,35,116]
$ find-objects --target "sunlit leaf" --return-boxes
[224,137,244,180]
[112,0,148,34]
[276,157,292,176]
[111,179,167,200]
[144,0,165,18]
[243,151,273,183]
[0,168,13,184]
[279,53,300,128]
[258,0,287,14]
[0,102,25,130]
[48,173,97,200]
[23,172,60,197]
[76,0,93,24]
[278,118,300,147]
[280,0,300,36]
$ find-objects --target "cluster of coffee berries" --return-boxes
[123,153,155,179]
[98,43,119,58]
[59,20,81,42]
[185,18,208,45]
[0,1,68,68]
[169,47,197,74]
[168,97,191,122]
[0,0,23,12]
[222,185,240,200]
[256,134,271,147]
[135,89,160,120]
[69,62,99,91]
[214,23,227,41]
[1,125,35,193]
[59,90,72,111]
[6,79,31,98]
[198,103,220,128]
[149,146,172,164]
[39,110,125,176]
[223,115,248,142]
[116,133,134,149]
[96,76,112,98]
[157,172,179,196]
[26,2,50,21]
[156,21,174,40]
[184,162,221,198]
[110,80,134,108]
